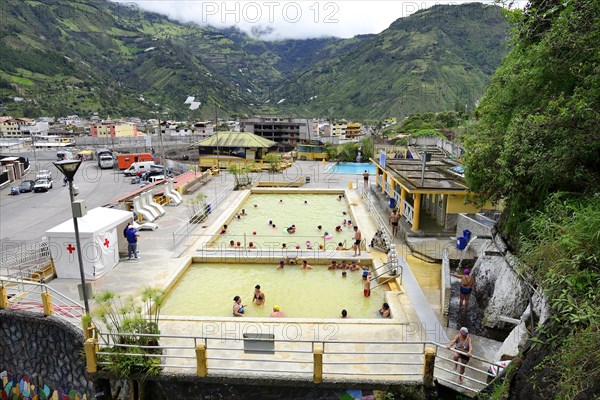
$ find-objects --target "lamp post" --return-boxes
[53,159,90,314]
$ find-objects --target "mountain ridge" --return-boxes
[0,1,509,120]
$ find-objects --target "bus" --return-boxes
[297,144,328,161]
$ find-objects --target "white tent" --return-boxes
[46,207,133,280]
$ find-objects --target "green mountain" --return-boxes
[272,3,510,119]
[0,1,509,120]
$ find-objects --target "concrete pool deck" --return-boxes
[44,160,501,392]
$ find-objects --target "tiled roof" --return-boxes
[192,131,277,148]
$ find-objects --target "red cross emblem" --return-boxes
[104,238,110,248]
[67,244,76,254]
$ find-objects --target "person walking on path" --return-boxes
[126,226,140,259]
[352,226,362,256]
[447,327,473,384]
[389,209,401,236]
[363,170,369,187]
[451,269,476,310]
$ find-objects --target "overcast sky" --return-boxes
[115,0,522,40]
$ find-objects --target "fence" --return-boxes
[172,182,235,257]
[0,240,52,280]
[0,277,84,329]
[84,330,496,393]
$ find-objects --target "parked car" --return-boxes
[18,180,35,193]
[33,178,53,192]
[35,170,52,181]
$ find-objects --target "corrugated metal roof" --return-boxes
[192,132,277,148]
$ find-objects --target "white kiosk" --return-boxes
[46,207,133,280]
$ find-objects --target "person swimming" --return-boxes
[252,285,265,306]
[277,260,285,269]
[233,296,245,316]
[268,220,273,225]
[287,225,296,234]
[335,225,343,232]
[229,240,235,247]
[317,225,322,231]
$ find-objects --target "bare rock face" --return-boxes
[471,241,529,329]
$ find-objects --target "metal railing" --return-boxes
[402,200,415,225]
[0,240,51,279]
[432,342,497,393]
[172,182,235,256]
[0,277,84,329]
[92,331,427,381]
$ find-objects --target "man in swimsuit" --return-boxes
[389,209,401,236]
[300,260,313,270]
[447,327,473,384]
[451,268,476,310]
[277,260,285,270]
[352,226,362,256]
[252,285,265,306]
[363,273,371,297]
[328,260,338,270]
[363,170,369,187]
[379,303,391,318]
[233,296,245,317]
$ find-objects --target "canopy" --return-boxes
[192,131,276,148]
[46,207,133,280]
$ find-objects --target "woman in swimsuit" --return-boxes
[451,269,476,310]
[252,285,265,305]
[447,327,473,384]
[233,296,245,316]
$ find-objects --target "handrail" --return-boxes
[0,277,84,329]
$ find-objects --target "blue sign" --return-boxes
[379,150,386,169]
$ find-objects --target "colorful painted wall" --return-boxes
[1,371,88,399]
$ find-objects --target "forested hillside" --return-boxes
[462,0,600,397]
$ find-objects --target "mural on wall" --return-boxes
[1,371,88,400]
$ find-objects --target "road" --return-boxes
[0,160,138,251]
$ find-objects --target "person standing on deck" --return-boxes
[451,269,476,310]
[352,226,362,256]
[363,170,369,187]
[389,209,401,236]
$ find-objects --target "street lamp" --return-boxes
[53,159,90,314]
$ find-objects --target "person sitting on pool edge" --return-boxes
[336,242,350,251]
[276,260,285,269]
[328,260,338,270]
[252,285,265,306]
[233,296,245,316]
[379,303,391,318]
[220,224,228,234]
[300,260,313,270]
[270,305,285,318]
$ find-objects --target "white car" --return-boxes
[33,178,53,192]
[35,170,53,181]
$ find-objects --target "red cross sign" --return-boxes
[67,244,76,254]
[104,238,110,248]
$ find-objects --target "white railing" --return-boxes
[0,240,51,277]
[172,182,235,256]
[402,200,414,225]
[0,277,84,329]
[91,331,498,393]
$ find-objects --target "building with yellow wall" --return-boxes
[91,123,138,138]
[372,153,497,232]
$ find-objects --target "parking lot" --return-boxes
[0,159,139,249]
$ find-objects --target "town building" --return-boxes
[91,122,139,138]
[0,117,20,137]
[240,116,312,150]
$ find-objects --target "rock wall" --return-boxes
[0,309,94,397]
[472,241,529,329]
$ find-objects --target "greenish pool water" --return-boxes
[162,263,385,318]
[216,193,358,250]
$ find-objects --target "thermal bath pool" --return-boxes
[215,193,357,249]
[161,263,385,319]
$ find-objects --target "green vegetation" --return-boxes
[461,0,600,397]
[264,153,282,172]
[93,288,164,377]
[0,1,508,119]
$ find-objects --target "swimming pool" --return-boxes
[328,163,376,175]
[215,193,356,249]
[161,263,384,318]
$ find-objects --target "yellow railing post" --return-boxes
[423,347,436,388]
[196,343,207,377]
[313,345,323,384]
[41,292,53,316]
[0,286,8,309]
[348,181,353,189]
[84,338,98,373]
